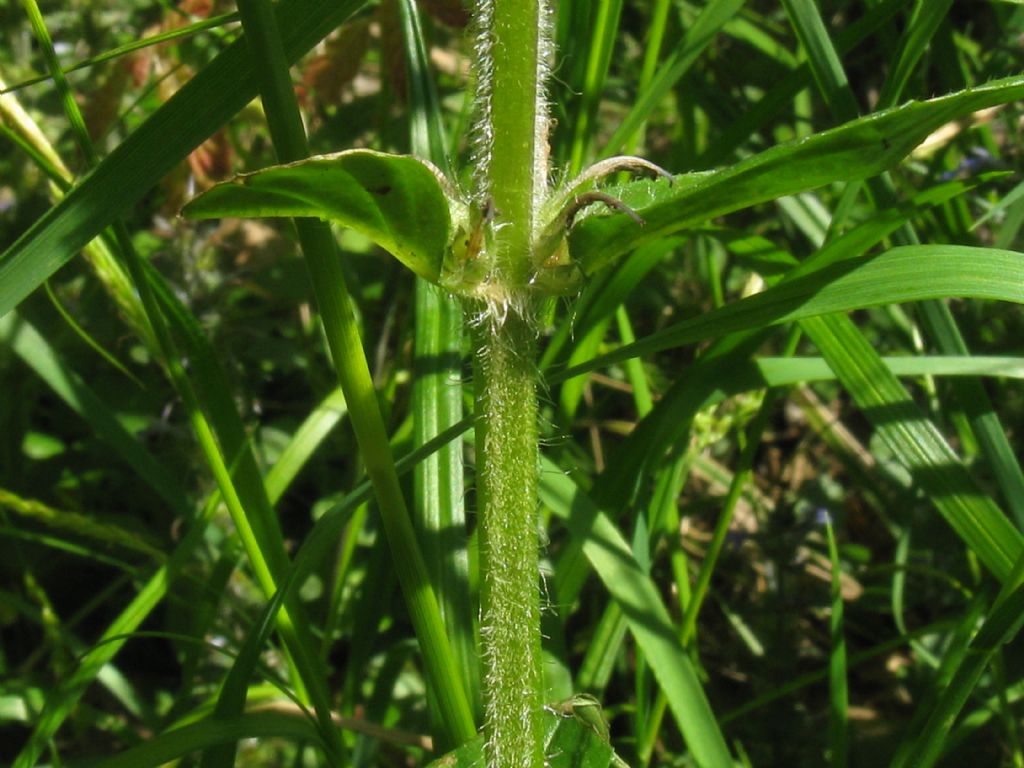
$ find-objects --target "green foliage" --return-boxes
[571,77,1024,274]
[424,703,630,768]
[183,149,456,283]
[3,1,1024,768]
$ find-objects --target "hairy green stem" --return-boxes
[471,1,551,766]
[474,314,544,768]
[475,0,548,290]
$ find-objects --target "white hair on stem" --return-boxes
[468,0,495,206]
[532,0,554,221]
[469,0,554,214]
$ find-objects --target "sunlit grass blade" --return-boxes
[566,0,623,174]
[782,0,860,120]
[699,0,907,167]
[782,0,1024,539]
[574,77,1024,271]
[8,287,350,768]
[13,377,359,768]
[12,13,331,752]
[540,465,734,768]
[574,602,628,695]
[916,300,1024,529]
[0,0,366,319]
[0,12,241,95]
[786,0,1024,539]
[263,388,348,502]
[0,487,163,561]
[598,0,746,160]
[562,245,1024,380]
[135,259,339,736]
[550,339,1024,620]
[143,262,342,761]
[397,0,478,723]
[784,0,1024,533]
[802,313,1021,581]
[232,0,475,747]
[755,356,1024,383]
[876,0,954,109]
[549,170,984,381]
[618,0,671,160]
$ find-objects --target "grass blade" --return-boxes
[0,312,189,518]
[876,0,955,109]
[541,466,735,768]
[232,0,475,746]
[598,0,746,160]
[824,514,849,768]
[782,0,860,120]
[802,313,1021,581]
[573,76,1024,271]
[397,0,478,721]
[0,0,365,318]
[893,558,1024,768]
[562,245,1024,380]
[103,711,322,768]
[567,0,624,173]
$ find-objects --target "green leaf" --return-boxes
[227,1,475,748]
[802,313,1023,583]
[425,705,627,768]
[782,0,859,121]
[541,465,735,768]
[182,149,452,283]
[570,76,1024,274]
[398,0,478,725]
[597,0,746,160]
[0,0,365,319]
[561,245,1024,380]
[824,515,849,767]
[0,312,189,517]
[101,711,322,768]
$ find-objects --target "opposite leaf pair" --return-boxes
[181,148,661,300]
[183,76,1024,307]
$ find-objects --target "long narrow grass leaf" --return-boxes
[232,0,475,746]
[599,0,746,159]
[573,77,1024,272]
[0,13,241,95]
[0,312,189,517]
[893,559,1024,768]
[802,313,1022,581]
[0,0,365,318]
[782,0,860,120]
[541,467,734,768]
[825,515,849,767]
[398,0,477,721]
[561,245,1024,381]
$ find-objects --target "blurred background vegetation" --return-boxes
[2,1,1024,766]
